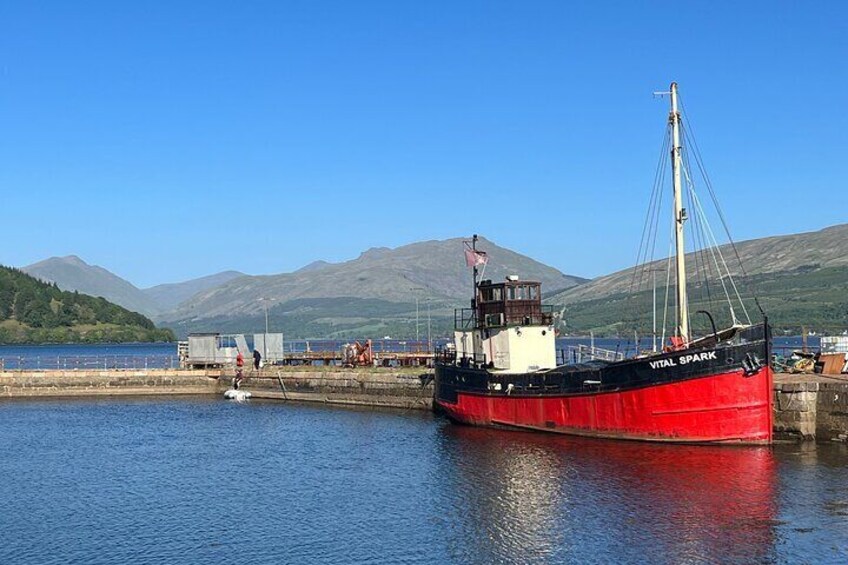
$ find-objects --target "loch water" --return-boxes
[0,336,817,370]
[1,397,847,564]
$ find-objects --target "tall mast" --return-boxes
[471,234,479,308]
[669,82,689,342]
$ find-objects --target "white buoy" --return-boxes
[224,389,252,401]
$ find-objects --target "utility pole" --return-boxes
[259,297,273,363]
[427,299,432,352]
[263,300,269,362]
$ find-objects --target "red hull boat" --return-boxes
[434,83,773,444]
[436,357,772,444]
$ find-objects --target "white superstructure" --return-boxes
[454,276,556,374]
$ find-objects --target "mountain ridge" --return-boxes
[23,256,160,317]
[22,257,248,318]
[19,224,847,338]
[142,270,246,312]
[548,223,848,305]
[163,236,587,323]
[546,223,848,334]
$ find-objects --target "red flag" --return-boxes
[465,249,488,267]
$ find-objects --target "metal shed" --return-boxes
[185,333,250,368]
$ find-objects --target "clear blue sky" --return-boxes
[1,1,845,287]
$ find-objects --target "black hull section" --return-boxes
[436,324,769,404]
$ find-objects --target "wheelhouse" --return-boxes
[456,278,554,330]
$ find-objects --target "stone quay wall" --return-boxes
[0,367,434,410]
[773,375,848,441]
[238,369,435,411]
[0,369,220,398]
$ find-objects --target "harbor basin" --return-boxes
[1,397,847,564]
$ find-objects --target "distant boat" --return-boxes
[434,83,772,444]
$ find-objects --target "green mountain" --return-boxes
[163,236,588,338]
[22,255,160,316]
[547,224,848,336]
[0,266,174,344]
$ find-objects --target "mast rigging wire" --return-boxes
[679,97,765,317]
[627,90,761,346]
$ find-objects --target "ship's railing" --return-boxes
[453,305,555,330]
[435,348,488,368]
[558,345,625,365]
[500,303,555,327]
[454,308,478,330]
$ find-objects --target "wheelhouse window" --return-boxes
[472,279,551,329]
[480,286,504,302]
[505,284,539,301]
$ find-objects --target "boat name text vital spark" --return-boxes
[649,350,718,369]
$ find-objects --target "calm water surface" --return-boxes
[1,398,846,564]
[0,336,816,368]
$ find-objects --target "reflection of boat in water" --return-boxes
[434,84,773,444]
[438,425,778,563]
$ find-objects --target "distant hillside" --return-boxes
[22,257,247,317]
[547,224,848,335]
[163,236,587,338]
[23,256,159,317]
[178,297,458,341]
[0,266,174,344]
[143,271,245,312]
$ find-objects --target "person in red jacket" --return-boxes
[233,352,245,389]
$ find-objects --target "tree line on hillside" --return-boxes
[0,266,174,343]
[551,266,848,336]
